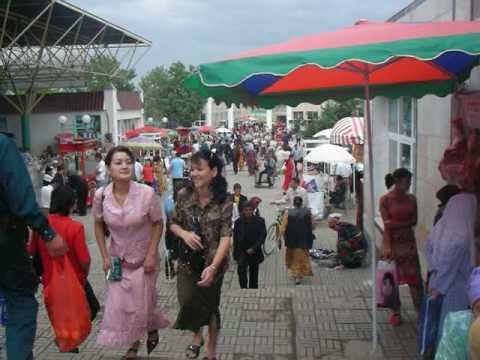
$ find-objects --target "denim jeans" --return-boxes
[2,287,38,360]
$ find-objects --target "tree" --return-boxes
[302,99,363,137]
[85,56,136,91]
[139,62,205,127]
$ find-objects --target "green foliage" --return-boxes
[85,56,136,91]
[139,62,205,128]
[302,99,363,137]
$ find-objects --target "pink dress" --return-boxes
[92,181,169,347]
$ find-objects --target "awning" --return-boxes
[330,117,364,145]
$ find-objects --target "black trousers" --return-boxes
[237,257,259,289]
[76,188,88,216]
[257,169,272,186]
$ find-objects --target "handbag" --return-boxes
[376,260,400,309]
[177,206,206,273]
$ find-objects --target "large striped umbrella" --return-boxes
[330,116,364,145]
[185,20,480,349]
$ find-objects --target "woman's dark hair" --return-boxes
[57,164,64,172]
[189,149,228,204]
[49,185,75,216]
[105,145,134,167]
[385,168,412,189]
[153,155,161,162]
[293,196,303,208]
[436,184,460,207]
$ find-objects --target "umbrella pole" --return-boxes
[363,75,378,352]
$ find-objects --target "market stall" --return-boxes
[57,137,97,206]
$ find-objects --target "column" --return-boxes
[206,97,214,127]
[21,113,31,151]
[104,85,119,145]
[227,105,235,130]
[266,109,273,129]
[286,106,293,130]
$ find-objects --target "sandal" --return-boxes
[146,330,159,355]
[124,341,140,360]
[185,339,205,359]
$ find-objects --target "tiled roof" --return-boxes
[0,92,104,114]
[117,91,143,111]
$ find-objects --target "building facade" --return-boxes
[0,87,144,155]
[364,0,480,258]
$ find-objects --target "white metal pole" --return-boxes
[363,74,377,352]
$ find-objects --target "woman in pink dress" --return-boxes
[93,146,169,359]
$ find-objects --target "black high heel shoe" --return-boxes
[146,330,159,355]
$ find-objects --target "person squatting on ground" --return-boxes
[0,133,68,360]
[280,196,314,285]
[92,146,169,359]
[233,199,266,289]
[169,149,233,360]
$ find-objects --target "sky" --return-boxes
[71,0,413,78]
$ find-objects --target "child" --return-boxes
[29,186,93,353]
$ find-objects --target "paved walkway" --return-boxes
[1,167,419,359]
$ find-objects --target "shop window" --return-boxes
[473,0,480,19]
[387,97,416,175]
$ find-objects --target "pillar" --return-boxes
[206,97,214,127]
[227,105,235,130]
[286,106,293,130]
[266,109,273,129]
[21,113,31,151]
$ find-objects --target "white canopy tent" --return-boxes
[313,128,332,139]
[304,143,355,164]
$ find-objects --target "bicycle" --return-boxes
[263,206,286,256]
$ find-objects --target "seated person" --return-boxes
[257,153,276,187]
[329,175,347,208]
[435,266,480,359]
[327,213,366,269]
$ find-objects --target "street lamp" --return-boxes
[162,117,168,126]
[81,114,91,125]
[147,117,153,124]
[58,115,68,125]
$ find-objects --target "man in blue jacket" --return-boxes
[0,133,67,360]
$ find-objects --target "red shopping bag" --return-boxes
[375,260,400,309]
[44,257,91,352]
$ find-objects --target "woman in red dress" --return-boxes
[379,168,423,326]
[282,154,294,194]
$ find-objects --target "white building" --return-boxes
[0,86,144,155]
[365,0,480,255]
[203,97,326,130]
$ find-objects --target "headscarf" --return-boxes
[427,193,477,292]
[470,267,480,307]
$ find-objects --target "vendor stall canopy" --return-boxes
[185,20,480,108]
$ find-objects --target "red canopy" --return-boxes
[176,127,191,136]
[197,125,215,134]
[126,126,169,139]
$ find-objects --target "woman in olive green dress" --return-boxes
[170,149,232,360]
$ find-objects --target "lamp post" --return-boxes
[147,117,153,124]
[162,116,168,127]
[82,114,91,138]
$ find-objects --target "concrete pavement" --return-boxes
[0,167,419,359]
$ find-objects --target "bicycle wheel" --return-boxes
[263,224,278,255]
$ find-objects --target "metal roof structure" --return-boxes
[0,0,151,114]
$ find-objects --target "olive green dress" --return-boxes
[171,188,233,331]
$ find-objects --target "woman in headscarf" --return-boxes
[426,191,477,338]
[435,267,480,359]
[246,143,256,176]
[279,196,314,285]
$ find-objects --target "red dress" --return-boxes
[380,193,421,285]
[29,214,90,287]
[143,165,154,183]
[282,158,294,192]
